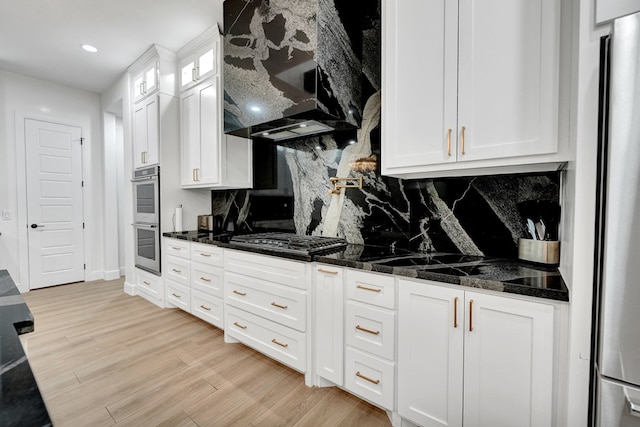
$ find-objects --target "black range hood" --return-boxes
[223,0,367,141]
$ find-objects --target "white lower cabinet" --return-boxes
[397,279,555,427]
[166,280,190,312]
[224,250,309,376]
[135,267,163,307]
[314,265,344,386]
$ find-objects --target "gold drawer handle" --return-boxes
[233,290,247,296]
[318,268,338,275]
[142,281,151,286]
[461,126,466,155]
[447,128,452,156]
[200,304,211,311]
[200,277,211,282]
[171,246,182,250]
[271,302,288,310]
[172,268,182,273]
[356,325,380,335]
[172,293,181,298]
[271,338,288,348]
[199,253,211,257]
[454,296,459,328]
[233,321,247,329]
[356,371,380,385]
[356,284,381,293]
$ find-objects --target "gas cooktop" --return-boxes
[230,233,347,255]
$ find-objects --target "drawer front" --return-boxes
[165,238,190,259]
[345,347,395,410]
[191,243,223,267]
[191,263,224,298]
[225,272,306,332]
[346,269,395,309]
[225,306,306,372]
[224,249,307,289]
[166,280,190,312]
[345,301,396,360]
[191,290,223,329]
[165,255,190,285]
[137,269,163,300]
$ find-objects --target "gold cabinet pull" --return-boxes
[356,371,380,385]
[199,304,211,311]
[233,321,247,329]
[469,299,474,332]
[142,281,151,286]
[192,168,197,182]
[454,297,459,328]
[461,126,466,155]
[200,277,211,282]
[195,168,200,181]
[271,338,288,348]
[447,128,452,156]
[172,268,181,273]
[356,325,380,335]
[356,284,381,293]
[192,67,198,82]
[171,246,182,251]
[233,290,247,296]
[271,302,288,310]
[172,293,181,298]
[199,253,211,257]
[317,268,338,275]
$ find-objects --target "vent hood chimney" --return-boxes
[223,0,366,141]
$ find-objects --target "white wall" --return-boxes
[0,69,104,290]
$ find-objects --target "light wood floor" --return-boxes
[20,278,391,427]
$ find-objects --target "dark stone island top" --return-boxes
[163,232,569,302]
[0,270,52,427]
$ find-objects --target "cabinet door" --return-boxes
[314,265,344,386]
[397,281,464,427]
[457,0,559,162]
[180,87,199,185]
[133,96,159,169]
[463,292,554,427]
[197,78,220,185]
[382,0,458,170]
[143,60,159,97]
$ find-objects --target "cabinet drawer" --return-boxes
[165,239,190,259]
[225,306,306,372]
[191,290,223,329]
[225,272,306,332]
[345,347,395,410]
[136,269,163,301]
[225,249,307,289]
[166,280,190,312]
[191,243,223,267]
[346,270,395,309]
[165,255,190,285]
[345,301,396,360]
[191,263,224,298]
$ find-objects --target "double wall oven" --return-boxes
[132,166,160,274]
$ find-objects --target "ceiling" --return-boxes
[0,0,224,94]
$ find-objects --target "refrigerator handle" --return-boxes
[628,395,640,418]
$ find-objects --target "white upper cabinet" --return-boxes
[133,95,159,169]
[596,0,640,23]
[132,59,159,103]
[178,27,252,189]
[382,0,567,178]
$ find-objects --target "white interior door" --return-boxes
[25,119,84,289]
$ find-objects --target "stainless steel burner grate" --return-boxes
[230,233,347,255]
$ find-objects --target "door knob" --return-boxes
[30,224,45,229]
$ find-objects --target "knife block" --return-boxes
[518,238,560,265]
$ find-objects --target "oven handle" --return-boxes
[132,223,158,229]
[131,175,158,182]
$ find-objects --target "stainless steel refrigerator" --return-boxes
[592,10,640,427]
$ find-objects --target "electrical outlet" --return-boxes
[2,210,11,220]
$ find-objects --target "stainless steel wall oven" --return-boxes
[132,166,160,274]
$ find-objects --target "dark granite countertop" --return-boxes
[0,270,52,427]
[163,232,569,302]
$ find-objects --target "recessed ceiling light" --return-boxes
[81,44,98,53]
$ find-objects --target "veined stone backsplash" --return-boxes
[211,95,561,260]
[212,0,560,259]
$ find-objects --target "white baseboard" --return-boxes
[104,269,121,281]
[124,280,136,296]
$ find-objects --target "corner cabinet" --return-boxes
[178,27,252,189]
[397,279,555,427]
[382,0,567,179]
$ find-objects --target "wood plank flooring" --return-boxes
[20,278,391,426]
